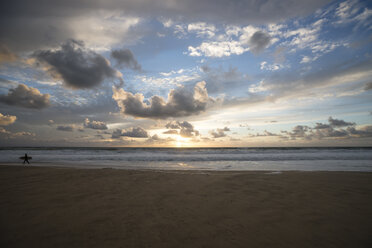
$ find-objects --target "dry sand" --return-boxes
[0,165,371,248]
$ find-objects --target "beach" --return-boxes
[0,165,371,248]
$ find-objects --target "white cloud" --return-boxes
[160,18,174,28]
[188,40,248,57]
[300,55,320,64]
[187,22,217,38]
[260,61,286,71]
[225,26,241,37]
[173,24,187,37]
[335,0,359,21]
[280,18,343,61]
[187,24,272,57]
[354,8,372,23]
[248,80,267,93]
[334,0,371,27]
[137,68,200,89]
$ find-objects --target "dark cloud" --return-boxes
[0,113,16,125]
[251,130,280,137]
[165,121,199,137]
[113,81,211,119]
[84,118,108,130]
[112,127,148,138]
[111,49,141,71]
[314,123,331,129]
[57,125,74,132]
[163,129,178,135]
[364,82,372,91]
[145,134,175,145]
[0,44,17,63]
[34,40,123,89]
[328,117,355,127]
[248,31,271,54]
[0,84,50,109]
[200,65,211,73]
[0,1,330,52]
[314,128,349,138]
[276,117,366,140]
[347,126,372,138]
[149,134,160,141]
[0,127,35,139]
[210,127,230,138]
[95,134,105,139]
[281,125,311,140]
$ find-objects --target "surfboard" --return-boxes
[19,156,32,160]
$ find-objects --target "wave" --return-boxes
[1,147,371,162]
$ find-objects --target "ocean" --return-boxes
[1,147,371,171]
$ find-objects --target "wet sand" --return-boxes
[0,165,371,248]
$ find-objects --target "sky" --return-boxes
[0,0,371,147]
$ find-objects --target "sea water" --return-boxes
[1,147,371,171]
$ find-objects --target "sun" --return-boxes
[175,135,190,147]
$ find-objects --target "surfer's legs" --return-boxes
[26,159,30,164]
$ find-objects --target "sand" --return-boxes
[0,165,371,248]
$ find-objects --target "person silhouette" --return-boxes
[23,153,30,164]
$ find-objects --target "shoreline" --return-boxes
[1,165,371,247]
[1,162,372,172]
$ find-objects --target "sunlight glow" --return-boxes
[175,135,191,147]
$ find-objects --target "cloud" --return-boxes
[248,31,271,54]
[111,49,141,71]
[227,58,372,109]
[281,125,311,140]
[0,127,35,138]
[260,61,285,71]
[0,3,141,53]
[145,134,175,145]
[84,118,108,130]
[0,84,50,109]
[112,127,148,138]
[314,123,331,129]
[0,113,16,125]
[187,22,217,38]
[188,27,272,57]
[34,40,123,89]
[347,125,372,138]
[0,0,330,55]
[276,117,365,140]
[334,0,371,27]
[250,130,280,137]
[163,129,178,134]
[188,40,248,57]
[113,81,211,119]
[0,44,17,63]
[165,121,199,137]
[364,82,372,91]
[328,116,355,127]
[210,127,230,138]
[1,1,330,27]
[57,125,74,132]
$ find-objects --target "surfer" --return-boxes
[23,153,30,164]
